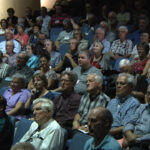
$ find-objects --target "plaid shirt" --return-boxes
[110,39,133,56]
[78,92,110,125]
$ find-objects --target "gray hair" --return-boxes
[12,73,27,88]
[11,142,35,150]
[119,59,130,69]
[118,25,128,33]
[79,49,92,60]
[33,98,54,117]
[93,40,104,50]
[118,73,135,87]
[60,71,78,85]
[87,73,103,84]
[96,27,106,35]
[19,51,29,62]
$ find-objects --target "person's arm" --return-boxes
[53,60,64,72]
[72,113,81,129]
[70,18,80,29]
[142,59,150,76]
[65,53,78,68]
[7,102,24,116]
[27,79,34,89]
[131,91,145,102]
[109,126,124,136]
[47,79,56,90]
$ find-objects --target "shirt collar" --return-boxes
[39,118,53,130]
[116,95,131,103]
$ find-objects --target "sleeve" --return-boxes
[54,54,62,67]
[103,40,111,53]
[18,90,31,104]
[127,40,133,54]
[14,40,21,53]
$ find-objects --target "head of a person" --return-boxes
[88,107,113,139]
[11,142,35,150]
[6,40,14,54]
[60,71,77,92]
[86,73,103,95]
[25,43,35,57]
[138,17,149,31]
[92,40,104,56]
[88,13,97,26]
[99,21,109,33]
[116,73,134,99]
[0,96,7,116]
[55,4,63,15]
[85,2,92,13]
[5,29,13,40]
[69,38,79,54]
[40,7,47,17]
[25,7,32,16]
[16,51,29,67]
[10,73,27,93]
[33,98,54,126]
[119,59,133,74]
[17,18,25,25]
[78,50,92,69]
[7,8,15,17]
[44,39,54,53]
[40,52,50,69]
[140,31,150,43]
[118,26,128,40]
[33,24,41,35]
[108,11,117,25]
[95,27,105,41]
[63,19,73,31]
[32,73,48,90]
[36,16,43,26]
[39,32,47,44]
[73,27,82,41]
[0,19,8,29]
[17,24,25,34]
[137,42,149,59]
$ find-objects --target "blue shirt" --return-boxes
[84,134,122,150]
[123,104,150,141]
[27,54,40,69]
[107,95,140,128]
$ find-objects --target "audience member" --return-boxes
[54,71,81,129]
[109,26,133,59]
[107,73,140,138]
[3,40,18,66]
[0,95,14,150]
[122,85,150,150]
[72,73,110,131]
[0,29,21,54]
[25,44,39,69]
[45,39,62,68]
[20,98,64,150]
[7,8,18,26]
[0,19,8,35]
[84,107,122,150]
[3,73,30,120]
[73,50,103,95]
[11,142,35,150]
[0,51,10,79]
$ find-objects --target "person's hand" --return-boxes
[79,125,89,132]
[65,53,72,59]
[126,134,140,146]
[122,138,129,148]
[31,88,38,97]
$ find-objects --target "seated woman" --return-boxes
[14,24,29,49]
[28,52,57,90]
[25,43,40,69]
[45,39,62,68]
[25,73,54,115]
[0,19,8,35]
[3,73,30,120]
[91,40,112,72]
[132,42,149,75]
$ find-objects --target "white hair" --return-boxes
[118,73,135,87]
[118,25,128,33]
[33,98,54,117]
[119,59,130,69]
[88,73,103,84]
[96,27,106,35]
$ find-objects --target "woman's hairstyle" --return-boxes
[32,73,48,88]
[0,19,8,27]
[25,43,36,55]
[137,42,149,55]
[40,51,50,61]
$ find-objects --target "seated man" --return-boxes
[0,51,34,88]
[0,95,14,150]
[84,107,122,150]
[122,85,150,150]
[73,49,103,95]
[54,71,81,129]
[20,98,64,150]
[73,73,110,132]
[107,73,140,138]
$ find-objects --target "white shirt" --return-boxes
[0,40,21,54]
[20,119,64,150]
